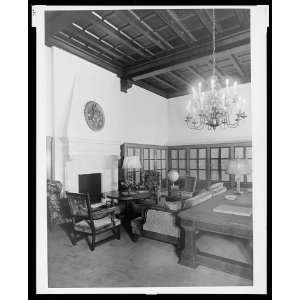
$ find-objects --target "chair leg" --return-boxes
[116,226,121,240]
[90,233,95,251]
[71,229,77,245]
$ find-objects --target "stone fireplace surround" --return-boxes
[56,138,121,194]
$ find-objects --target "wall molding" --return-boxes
[167,137,252,146]
[53,137,122,146]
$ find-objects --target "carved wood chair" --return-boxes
[66,192,121,251]
[131,170,162,217]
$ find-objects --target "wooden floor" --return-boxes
[48,225,253,288]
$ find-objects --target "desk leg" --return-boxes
[179,225,198,268]
[122,201,135,241]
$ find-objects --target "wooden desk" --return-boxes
[177,190,253,279]
[106,191,152,240]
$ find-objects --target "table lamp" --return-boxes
[167,170,179,188]
[226,158,251,194]
[122,156,141,193]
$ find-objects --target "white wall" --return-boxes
[167,83,252,145]
[47,46,168,145]
[46,46,169,189]
[46,46,252,188]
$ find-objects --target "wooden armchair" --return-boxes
[131,205,183,249]
[66,192,121,251]
[131,171,162,217]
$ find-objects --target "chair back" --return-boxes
[143,170,161,192]
[66,192,92,220]
[183,176,197,193]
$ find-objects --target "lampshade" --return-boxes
[167,170,179,183]
[122,156,141,169]
[226,159,251,176]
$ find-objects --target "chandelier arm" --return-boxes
[184,8,246,131]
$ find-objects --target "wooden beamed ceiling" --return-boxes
[45,9,251,99]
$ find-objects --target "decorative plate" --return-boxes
[84,101,105,131]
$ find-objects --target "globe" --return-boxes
[167,170,179,186]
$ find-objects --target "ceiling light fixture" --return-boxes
[185,9,247,131]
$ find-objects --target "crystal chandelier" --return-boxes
[185,9,247,131]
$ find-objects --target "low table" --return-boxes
[177,190,253,279]
[106,191,152,240]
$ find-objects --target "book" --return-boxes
[213,204,252,216]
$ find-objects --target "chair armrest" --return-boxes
[91,206,120,220]
[144,205,176,214]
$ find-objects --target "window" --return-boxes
[210,147,231,183]
[189,148,207,180]
[143,147,168,180]
[155,149,167,180]
[234,146,252,183]
[170,148,186,176]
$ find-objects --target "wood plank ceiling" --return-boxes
[45,9,250,99]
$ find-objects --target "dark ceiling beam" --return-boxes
[141,12,156,22]
[45,10,149,58]
[207,61,226,83]
[194,10,222,34]
[127,10,174,50]
[63,27,130,63]
[235,9,250,28]
[153,76,180,91]
[89,11,150,58]
[120,77,133,93]
[125,30,250,80]
[156,10,193,44]
[166,10,198,42]
[115,11,169,51]
[170,71,192,88]
[177,13,197,22]
[47,36,123,76]
[167,89,193,99]
[230,54,246,78]
[205,9,223,32]
[133,80,168,99]
[187,66,206,82]
[45,11,82,37]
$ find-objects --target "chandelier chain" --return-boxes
[212,9,216,79]
[184,8,247,131]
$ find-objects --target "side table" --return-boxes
[105,191,152,240]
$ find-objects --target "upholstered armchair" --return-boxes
[47,179,71,229]
[131,180,228,245]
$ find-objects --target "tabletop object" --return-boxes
[213,204,252,216]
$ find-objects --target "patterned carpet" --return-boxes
[48,225,252,288]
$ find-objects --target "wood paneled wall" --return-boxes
[121,141,252,188]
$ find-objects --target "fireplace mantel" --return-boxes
[61,137,121,193]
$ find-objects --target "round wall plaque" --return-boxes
[84,101,105,131]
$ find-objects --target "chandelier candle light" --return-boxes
[185,9,247,131]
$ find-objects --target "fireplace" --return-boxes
[63,138,121,194]
[79,173,102,203]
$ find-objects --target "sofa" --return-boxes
[131,180,227,246]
